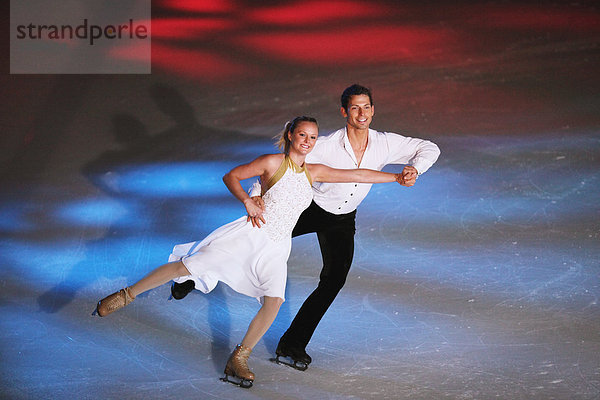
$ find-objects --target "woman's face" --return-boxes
[288,121,318,155]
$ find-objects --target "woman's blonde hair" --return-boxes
[275,116,318,154]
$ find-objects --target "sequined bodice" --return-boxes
[261,157,313,242]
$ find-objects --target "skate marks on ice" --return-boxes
[355,133,599,310]
[2,126,599,399]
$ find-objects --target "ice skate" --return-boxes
[93,287,135,317]
[169,279,195,300]
[220,344,254,388]
[271,341,311,371]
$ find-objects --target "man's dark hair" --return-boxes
[341,84,373,111]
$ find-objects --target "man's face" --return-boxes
[341,94,374,131]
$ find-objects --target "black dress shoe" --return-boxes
[273,340,311,370]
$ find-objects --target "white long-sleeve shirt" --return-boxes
[251,127,440,215]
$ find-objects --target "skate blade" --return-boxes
[270,356,308,371]
[220,374,253,388]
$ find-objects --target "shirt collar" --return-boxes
[341,127,373,164]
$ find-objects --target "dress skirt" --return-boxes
[169,216,291,302]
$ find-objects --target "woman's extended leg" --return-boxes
[95,261,190,316]
[128,260,191,297]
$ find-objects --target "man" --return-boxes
[172,84,440,370]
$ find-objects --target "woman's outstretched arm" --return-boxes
[307,163,403,184]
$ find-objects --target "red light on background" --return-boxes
[152,43,250,82]
[151,18,234,40]
[145,1,598,87]
[246,0,390,25]
[158,0,234,14]
[235,26,462,65]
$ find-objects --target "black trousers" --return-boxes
[280,200,357,349]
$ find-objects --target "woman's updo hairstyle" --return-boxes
[276,116,318,154]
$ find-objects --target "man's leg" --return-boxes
[279,212,356,361]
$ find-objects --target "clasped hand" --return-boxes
[397,165,418,187]
[245,197,266,228]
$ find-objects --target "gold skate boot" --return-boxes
[221,344,254,388]
[93,287,135,317]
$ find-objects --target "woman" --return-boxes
[94,116,406,388]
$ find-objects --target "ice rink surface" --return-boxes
[2,1,599,399]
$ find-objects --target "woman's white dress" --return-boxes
[169,156,313,302]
